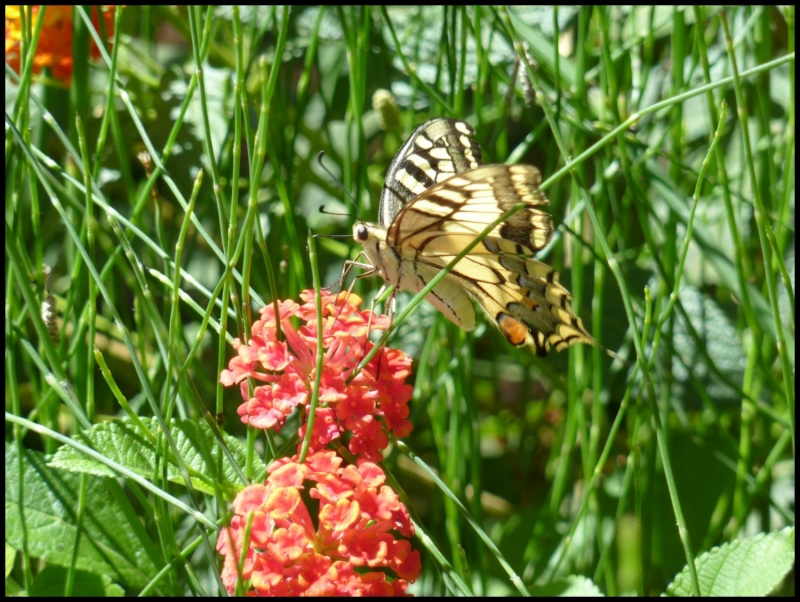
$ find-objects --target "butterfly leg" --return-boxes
[331,254,379,329]
[326,251,373,292]
[364,282,395,333]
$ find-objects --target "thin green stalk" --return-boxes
[6,6,46,165]
[249,54,284,333]
[216,5,246,438]
[167,170,203,418]
[443,376,465,577]
[93,349,157,445]
[720,11,794,445]
[74,115,97,426]
[775,7,795,262]
[395,440,530,596]
[655,101,728,331]
[68,35,93,573]
[633,440,643,596]
[188,6,226,244]
[454,6,468,116]
[503,9,701,594]
[299,232,325,463]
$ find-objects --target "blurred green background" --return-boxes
[5,6,794,597]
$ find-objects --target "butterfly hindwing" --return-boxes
[413,251,595,356]
[407,261,477,331]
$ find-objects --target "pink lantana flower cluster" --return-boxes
[220,289,414,462]
[217,450,422,596]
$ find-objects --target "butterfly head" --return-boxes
[353,221,385,251]
[353,222,370,245]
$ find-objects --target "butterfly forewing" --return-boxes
[356,118,597,356]
[379,118,483,225]
[387,164,553,255]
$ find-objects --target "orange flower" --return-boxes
[217,450,421,596]
[5,6,116,84]
[221,290,414,462]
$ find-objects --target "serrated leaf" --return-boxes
[670,285,746,406]
[665,527,795,596]
[48,417,263,497]
[5,444,160,591]
[29,565,124,597]
[530,575,604,597]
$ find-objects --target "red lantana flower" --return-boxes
[5,6,116,85]
[217,450,421,596]
[221,290,413,462]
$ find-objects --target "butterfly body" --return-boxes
[354,219,478,331]
[355,118,596,356]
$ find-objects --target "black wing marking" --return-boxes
[386,164,552,255]
[379,118,482,227]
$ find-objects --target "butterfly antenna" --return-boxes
[318,207,358,221]
[603,345,632,368]
[317,151,362,222]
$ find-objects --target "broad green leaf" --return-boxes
[665,527,795,596]
[49,417,262,497]
[5,444,160,591]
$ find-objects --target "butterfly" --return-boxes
[353,117,596,356]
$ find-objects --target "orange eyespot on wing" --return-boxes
[498,313,529,347]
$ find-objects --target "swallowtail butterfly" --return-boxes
[353,118,596,356]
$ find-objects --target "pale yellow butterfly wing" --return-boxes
[408,261,477,330]
[382,164,596,356]
[355,118,596,356]
[387,164,552,255]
